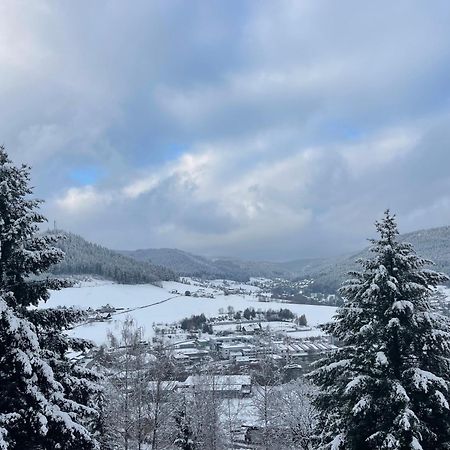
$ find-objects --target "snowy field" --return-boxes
[42,280,337,345]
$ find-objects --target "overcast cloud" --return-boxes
[2,0,450,260]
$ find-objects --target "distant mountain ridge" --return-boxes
[120,224,450,292]
[118,248,287,281]
[47,231,177,285]
[47,224,450,291]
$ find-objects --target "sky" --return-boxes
[2,0,450,260]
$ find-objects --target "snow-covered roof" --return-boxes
[148,380,179,391]
[183,375,252,390]
[172,353,189,360]
[235,356,252,362]
[174,348,208,356]
[221,343,248,349]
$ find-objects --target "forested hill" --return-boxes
[48,224,450,290]
[120,248,220,277]
[400,225,450,274]
[119,248,291,281]
[120,225,450,289]
[119,248,252,281]
[284,225,450,294]
[47,231,178,285]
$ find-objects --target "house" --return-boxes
[241,322,262,334]
[220,343,248,359]
[196,338,210,348]
[147,381,180,401]
[234,355,258,367]
[182,375,252,398]
[284,363,303,381]
[172,352,190,366]
[173,348,210,363]
[173,340,197,350]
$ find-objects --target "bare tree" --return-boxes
[220,384,249,449]
[185,372,223,450]
[104,317,150,450]
[147,345,178,450]
[271,380,317,449]
[251,356,283,450]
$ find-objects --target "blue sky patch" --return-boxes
[69,166,104,185]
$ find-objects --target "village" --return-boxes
[58,277,450,448]
[59,276,343,447]
[69,298,336,448]
[74,278,339,391]
[152,306,336,376]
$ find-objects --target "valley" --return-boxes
[43,278,337,345]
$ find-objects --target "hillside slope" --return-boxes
[120,248,222,277]
[119,248,294,281]
[47,231,178,285]
[119,248,254,281]
[399,226,450,274]
[288,225,450,293]
[52,224,450,291]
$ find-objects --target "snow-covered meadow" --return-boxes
[43,280,338,344]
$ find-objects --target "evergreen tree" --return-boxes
[173,397,195,450]
[0,147,100,449]
[309,210,450,450]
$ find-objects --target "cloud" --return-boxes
[2,0,450,258]
[56,186,113,214]
[123,175,161,199]
[48,122,432,258]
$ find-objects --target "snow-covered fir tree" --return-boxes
[309,210,450,450]
[0,147,100,449]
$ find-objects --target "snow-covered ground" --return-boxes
[42,280,337,344]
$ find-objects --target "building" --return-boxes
[182,375,252,398]
[147,381,180,401]
[173,348,210,363]
[220,343,249,359]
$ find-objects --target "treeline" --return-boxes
[262,308,295,321]
[47,230,178,285]
[180,313,212,333]
[243,307,308,325]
